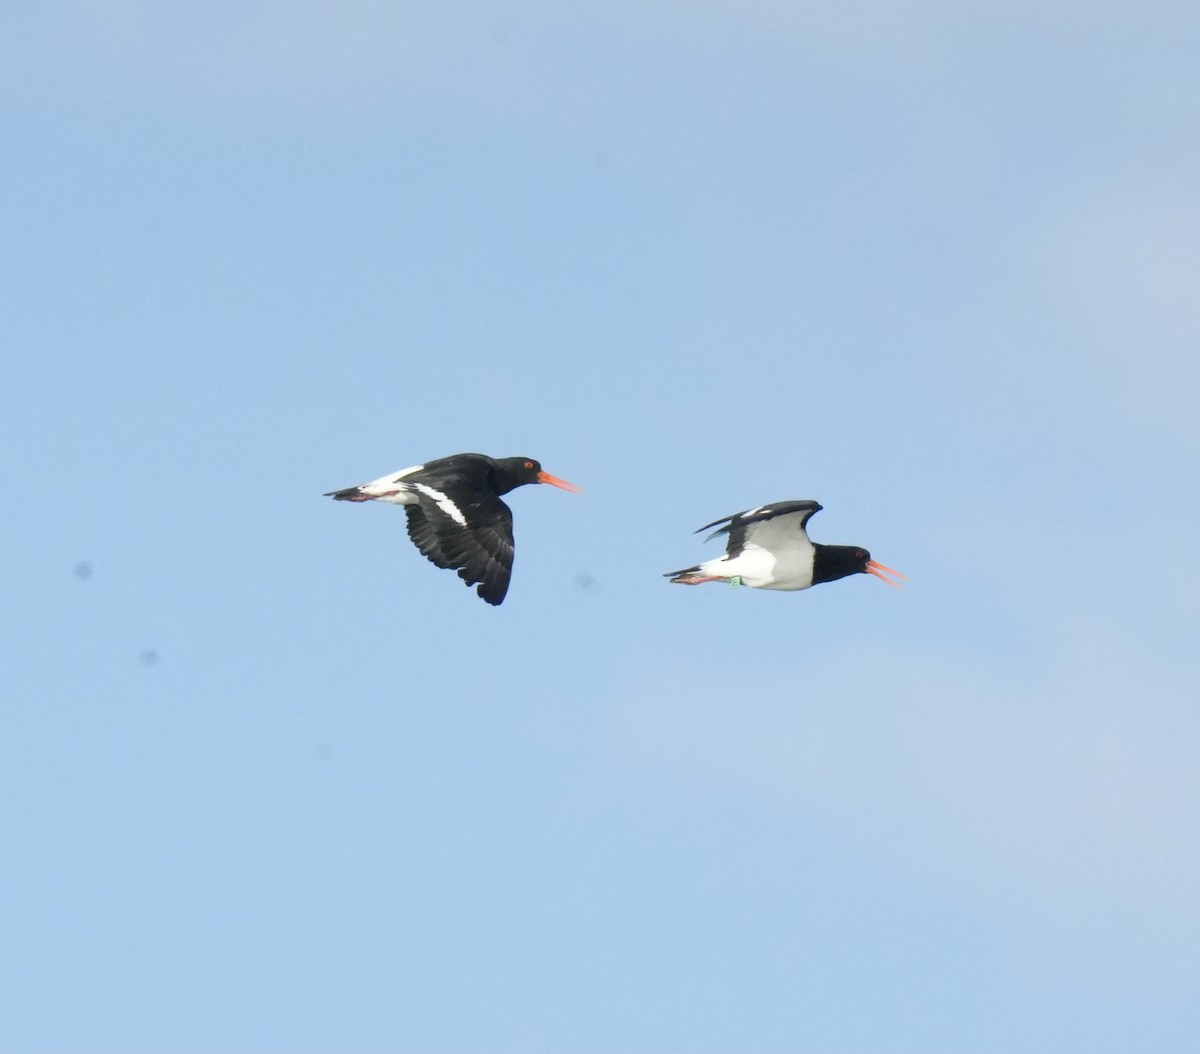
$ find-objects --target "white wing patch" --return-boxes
[740,511,813,553]
[413,482,468,525]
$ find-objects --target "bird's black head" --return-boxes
[812,544,906,588]
[491,457,580,496]
[812,544,872,586]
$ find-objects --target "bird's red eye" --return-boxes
[524,461,533,469]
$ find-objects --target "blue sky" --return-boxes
[3,2,1198,1051]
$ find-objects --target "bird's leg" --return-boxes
[671,574,726,585]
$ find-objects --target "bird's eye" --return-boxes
[524,461,534,469]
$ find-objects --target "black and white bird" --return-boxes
[665,500,904,592]
[325,453,580,606]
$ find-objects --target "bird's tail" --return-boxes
[324,485,372,502]
[664,565,701,584]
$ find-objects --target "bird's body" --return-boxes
[326,453,579,606]
[666,500,904,591]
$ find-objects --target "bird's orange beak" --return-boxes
[537,470,581,493]
[866,560,906,588]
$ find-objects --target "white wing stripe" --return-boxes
[413,482,468,526]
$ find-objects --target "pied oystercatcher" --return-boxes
[326,453,580,606]
[665,500,904,591]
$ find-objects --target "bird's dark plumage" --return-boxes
[325,453,578,606]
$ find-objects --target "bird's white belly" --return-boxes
[704,544,814,590]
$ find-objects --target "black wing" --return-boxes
[403,498,515,606]
[696,500,823,559]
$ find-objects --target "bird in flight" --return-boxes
[326,453,580,606]
[665,500,904,591]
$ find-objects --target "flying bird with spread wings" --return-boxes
[326,453,579,606]
[666,500,904,592]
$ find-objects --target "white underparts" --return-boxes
[699,541,815,590]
